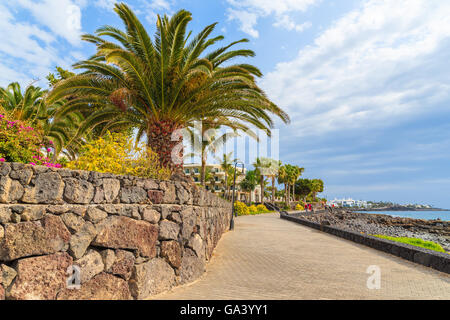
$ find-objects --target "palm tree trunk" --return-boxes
[271,176,275,203]
[200,155,206,186]
[284,184,288,206]
[147,120,182,171]
[224,172,228,199]
[292,183,296,202]
[260,176,264,204]
[287,184,290,207]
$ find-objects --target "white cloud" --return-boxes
[226,0,317,37]
[227,9,259,38]
[326,182,417,194]
[94,0,117,10]
[262,0,450,137]
[274,17,311,32]
[0,3,78,87]
[94,0,173,22]
[16,0,83,45]
[326,167,419,176]
[140,0,173,24]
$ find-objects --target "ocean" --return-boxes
[358,211,450,221]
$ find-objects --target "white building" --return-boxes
[329,198,369,208]
[183,163,262,203]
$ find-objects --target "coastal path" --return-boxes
[153,213,450,300]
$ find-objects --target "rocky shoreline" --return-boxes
[355,207,449,212]
[295,209,450,252]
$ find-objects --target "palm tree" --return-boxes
[264,158,280,203]
[291,165,305,202]
[0,82,46,122]
[219,152,236,199]
[226,165,242,200]
[277,164,289,205]
[187,122,239,186]
[253,157,277,204]
[279,164,304,205]
[0,82,84,158]
[47,3,290,171]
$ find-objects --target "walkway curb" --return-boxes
[281,213,450,274]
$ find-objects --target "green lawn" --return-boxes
[372,235,447,253]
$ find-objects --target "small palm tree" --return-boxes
[253,157,277,204]
[218,152,237,199]
[0,82,46,122]
[258,158,280,203]
[186,122,239,186]
[291,166,305,202]
[277,164,288,205]
[0,82,84,157]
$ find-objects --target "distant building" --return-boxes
[329,198,369,208]
[184,163,262,203]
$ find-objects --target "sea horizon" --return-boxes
[358,210,450,222]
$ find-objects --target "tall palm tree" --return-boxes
[277,164,289,205]
[253,157,274,204]
[279,164,294,206]
[291,165,305,202]
[262,158,280,203]
[47,3,289,171]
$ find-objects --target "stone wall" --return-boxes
[0,162,232,300]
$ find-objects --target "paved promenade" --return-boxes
[153,213,450,300]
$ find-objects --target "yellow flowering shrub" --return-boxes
[67,131,171,180]
[234,201,250,216]
[248,205,258,215]
[256,204,269,213]
[295,204,305,211]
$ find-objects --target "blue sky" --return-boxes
[1,0,450,208]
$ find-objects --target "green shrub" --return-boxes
[372,235,447,253]
[234,201,250,216]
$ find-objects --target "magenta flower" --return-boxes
[0,158,5,162]
[29,162,36,166]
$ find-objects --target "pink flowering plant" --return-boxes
[0,112,62,168]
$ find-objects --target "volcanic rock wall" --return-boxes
[0,162,231,300]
